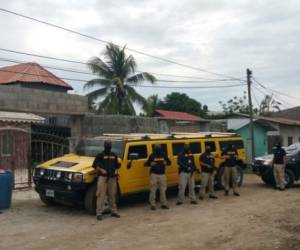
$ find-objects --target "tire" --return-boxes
[215,166,244,190]
[84,183,97,214]
[235,166,244,187]
[84,181,121,215]
[285,169,295,188]
[215,167,225,190]
[261,175,274,185]
[39,193,58,206]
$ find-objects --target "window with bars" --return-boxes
[1,134,14,156]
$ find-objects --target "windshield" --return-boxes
[75,139,124,157]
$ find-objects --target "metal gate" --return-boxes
[31,132,69,164]
[0,128,31,189]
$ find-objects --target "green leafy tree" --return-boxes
[219,91,253,114]
[157,92,208,117]
[84,43,156,115]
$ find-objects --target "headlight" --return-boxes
[263,159,273,165]
[56,171,62,179]
[73,173,83,183]
[40,169,45,176]
[65,172,73,182]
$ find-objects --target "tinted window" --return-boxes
[128,145,148,159]
[204,141,216,152]
[219,140,244,151]
[288,137,293,146]
[172,143,185,156]
[152,144,168,155]
[190,142,202,154]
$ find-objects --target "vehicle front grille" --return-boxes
[38,178,67,189]
[254,159,264,165]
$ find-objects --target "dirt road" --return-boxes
[1,174,300,250]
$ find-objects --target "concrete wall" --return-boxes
[13,82,68,93]
[0,85,88,115]
[76,114,160,137]
[278,125,300,146]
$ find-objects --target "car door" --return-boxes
[121,143,149,194]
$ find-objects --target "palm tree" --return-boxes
[259,94,281,115]
[84,43,156,115]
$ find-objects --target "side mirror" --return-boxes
[128,153,139,160]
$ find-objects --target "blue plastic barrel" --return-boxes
[0,170,14,209]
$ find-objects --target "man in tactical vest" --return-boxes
[176,143,198,205]
[272,143,287,190]
[146,144,171,210]
[221,144,240,196]
[199,145,218,200]
[92,140,120,221]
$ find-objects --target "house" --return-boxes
[226,117,276,160]
[218,112,300,161]
[153,109,209,133]
[0,62,73,93]
[258,116,300,149]
[0,62,88,188]
[0,111,44,188]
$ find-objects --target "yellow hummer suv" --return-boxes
[33,133,246,213]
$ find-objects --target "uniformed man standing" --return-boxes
[272,143,287,191]
[176,143,198,205]
[199,145,218,200]
[221,144,240,196]
[146,144,171,210]
[92,140,120,221]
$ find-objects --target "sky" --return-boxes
[1,0,300,112]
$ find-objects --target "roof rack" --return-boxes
[98,132,239,141]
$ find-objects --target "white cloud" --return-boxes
[1,0,300,110]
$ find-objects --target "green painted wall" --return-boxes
[236,124,268,158]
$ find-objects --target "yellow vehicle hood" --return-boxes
[39,154,95,174]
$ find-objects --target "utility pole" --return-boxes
[247,68,255,162]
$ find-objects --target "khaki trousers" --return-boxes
[149,174,167,206]
[199,172,215,198]
[178,172,196,202]
[96,176,117,215]
[224,166,238,193]
[273,164,285,189]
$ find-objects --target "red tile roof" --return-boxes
[0,62,73,90]
[154,109,205,121]
[258,116,300,126]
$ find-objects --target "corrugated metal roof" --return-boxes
[0,111,45,123]
[0,62,73,90]
[154,109,206,122]
[258,116,300,126]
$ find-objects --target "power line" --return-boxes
[252,84,294,108]
[0,7,244,81]
[0,49,244,82]
[253,77,300,102]
[130,83,246,89]
[0,61,244,84]
[251,86,260,108]
[0,57,95,76]
[0,68,246,89]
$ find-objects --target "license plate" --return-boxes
[46,189,55,198]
